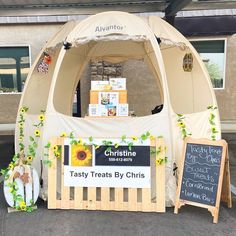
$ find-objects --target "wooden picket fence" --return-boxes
[48,137,166,212]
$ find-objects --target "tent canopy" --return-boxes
[16,12,220,205]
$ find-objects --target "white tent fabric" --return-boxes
[15,11,220,206]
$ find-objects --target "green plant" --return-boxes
[7,181,35,212]
[176,114,192,139]
[151,145,168,166]
[207,106,218,141]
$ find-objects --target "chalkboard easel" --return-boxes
[174,138,232,224]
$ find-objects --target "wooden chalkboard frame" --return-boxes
[174,138,231,224]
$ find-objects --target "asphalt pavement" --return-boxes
[0,134,235,236]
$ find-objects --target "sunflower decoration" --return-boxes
[178,122,185,128]
[38,114,45,121]
[149,135,155,141]
[19,122,24,128]
[20,107,28,113]
[53,145,58,152]
[60,132,67,138]
[27,155,33,163]
[34,129,41,137]
[156,159,162,166]
[71,144,92,166]
[53,145,61,158]
[19,201,27,211]
[8,162,14,170]
[131,136,138,141]
[156,157,168,166]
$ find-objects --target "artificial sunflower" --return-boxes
[27,156,33,162]
[8,163,14,170]
[19,201,27,211]
[38,114,45,121]
[19,136,24,142]
[20,108,26,113]
[178,122,185,128]
[71,144,92,166]
[211,127,217,133]
[60,132,67,137]
[54,151,61,158]
[34,130,41,137]
[53,145,58,152]
[156,159,162,166]
[19,122,24,128]
[131,136,138,141]
[149,135,155,141]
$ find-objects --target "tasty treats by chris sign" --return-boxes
[63,138,151,188]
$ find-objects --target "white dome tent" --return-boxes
[15,11,221,206]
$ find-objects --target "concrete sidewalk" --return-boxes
[0,134,235,236]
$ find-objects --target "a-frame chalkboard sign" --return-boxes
[174,138,232,223]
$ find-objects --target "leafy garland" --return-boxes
[151,144,168,166]
[43,131,167,167]
[0,107,45,212]
[177,106,219,141]
[176,114,192,139]
[207,105,218,141]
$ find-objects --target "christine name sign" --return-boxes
[63,138,151,188]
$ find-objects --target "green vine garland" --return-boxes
[176,114,192,139]
[176,106,219,141]
[43,132,167,167]
[0,107,45,212]
[207,105,218,141]
[151,144,168,166]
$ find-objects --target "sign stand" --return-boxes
[221,147,232,208]
[7,206,37,213]
[174,138,232,224]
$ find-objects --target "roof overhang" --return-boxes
[0,0,236,17]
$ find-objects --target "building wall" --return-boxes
[0,23,235,125]
[0,94,20,123]
[0,23,62,124]
[216,35,236,120]
[190,35,236,121]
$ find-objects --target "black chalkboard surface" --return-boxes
[175,138,230,224]
[180,143,223,206]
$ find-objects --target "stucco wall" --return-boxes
[215,35,236,120]
[0,94,21,123]
[0,24,62,124]
[190,35,236,121]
